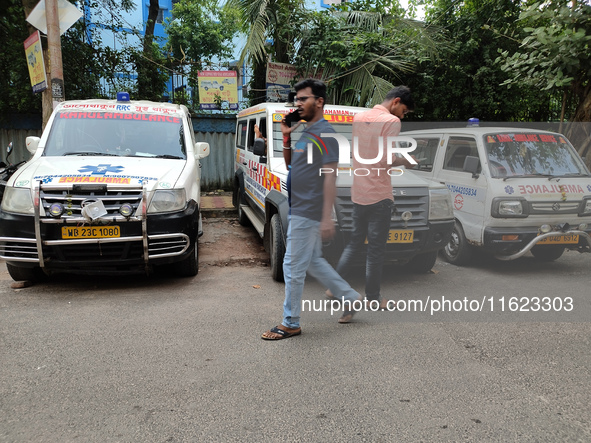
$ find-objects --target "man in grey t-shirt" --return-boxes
[262,79,360,340]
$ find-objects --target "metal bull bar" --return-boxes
[496,229,591,261]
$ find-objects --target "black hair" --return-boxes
[294,78,327,102]
[385,86,414,111]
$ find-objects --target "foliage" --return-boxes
[294,1,443,107]
[0,0,148,118]
[398,0,555,122]
[497,0,591,122]
[164,0,241,90]
[224,0,308,103]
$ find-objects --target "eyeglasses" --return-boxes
[294,95,319,103]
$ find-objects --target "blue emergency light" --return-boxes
[467,118,480,127]
[117,92,130,102]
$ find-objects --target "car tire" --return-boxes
[176,239,199,277]
[530,245,565,262]
[405,250,438,273]
[6,263,47,283]
[219,86,224,91]
[269,213,285,282]
[442,221,472,265]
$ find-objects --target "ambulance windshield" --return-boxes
[44,111,187,159]
[484,133,589,179]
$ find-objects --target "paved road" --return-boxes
[1,218,590,442]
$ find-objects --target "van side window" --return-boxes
[237,121,247,149]
[414,137,440,172]
[246,119,256,152]
[444,137,480,172]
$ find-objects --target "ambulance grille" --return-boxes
[40,188,143,217]
[334,187,429,231]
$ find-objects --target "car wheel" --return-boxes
[6,263,47,283]
[219,86,224,91]
[269,213,285,282]
[405,250,438,273]
[530,245,565,262]
[176,239,199,277]
[442,221,472,265]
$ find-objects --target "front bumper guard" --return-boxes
[495,230,591,261]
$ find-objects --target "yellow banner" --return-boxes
[24,31,47,93]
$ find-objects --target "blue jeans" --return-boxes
[282,215,360,329]
[336,199,393,301]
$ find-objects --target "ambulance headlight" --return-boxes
[429,188,454,220]
[580,197,591,216]
[492,198,528,218]
[1,187,34,215]
[540,224,552,234]
[148,189,186,213]
[119,203,134,217]
[49,203,64,217]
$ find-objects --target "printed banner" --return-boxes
[198,71,238,110]
[266,62,298,102]
[24,31,47,94]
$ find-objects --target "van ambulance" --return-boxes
[403,124,591,264]
[0,93,210,281]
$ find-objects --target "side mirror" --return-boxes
[194,142,210,159]
[26,136,40,154]
[253,138,266,156]
[463,155,480,178]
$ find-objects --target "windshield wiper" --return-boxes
[153,154,184,159]
[63,152,118,157]
[503,173,557,181]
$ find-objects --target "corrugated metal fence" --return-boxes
[0,113,237,192]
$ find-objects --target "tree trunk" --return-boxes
[137,0,161,100]
[565,83,591,169]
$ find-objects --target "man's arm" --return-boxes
[320,162,338,240]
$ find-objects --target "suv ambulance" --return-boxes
[233,103,455,281]
[403,124,591,264]
[0,93,210,281]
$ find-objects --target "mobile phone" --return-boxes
[284,109,301,126]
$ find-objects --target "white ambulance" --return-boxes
[0,93,210,281]
[403,124,591,264]
[233,103,455,281]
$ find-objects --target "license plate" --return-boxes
[538,234,579,245]
[61,226,120,239]
[387,229,414,243]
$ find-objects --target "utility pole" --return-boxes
[45,0,65,108]
[22,0,52,130]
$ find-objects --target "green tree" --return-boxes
[164,0,240,93]
[225,0,308,104]
[498,1,591,159]
[401,0,552,122]
[294,0,442,107]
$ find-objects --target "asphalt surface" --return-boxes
[0,218,590,442]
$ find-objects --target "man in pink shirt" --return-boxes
[335,86,417,322]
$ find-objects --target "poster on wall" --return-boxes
[23,31,47,93]
[198,71,238,110]
[266,62,298,102]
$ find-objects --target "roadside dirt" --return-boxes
[199,217,270,269]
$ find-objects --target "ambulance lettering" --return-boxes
[517,184,584,195]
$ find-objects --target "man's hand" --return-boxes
[320,216,335,241]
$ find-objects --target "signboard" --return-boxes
[23,31,47,93]
[198,71,238,110]
[26,0,83,35]
[266,62,298,102]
